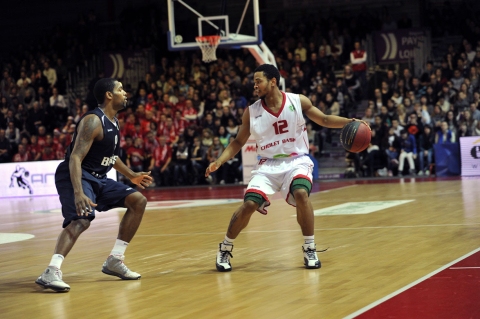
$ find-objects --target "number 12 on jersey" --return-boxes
[273,120,289,135]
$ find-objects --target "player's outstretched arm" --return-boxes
[205,107,251,177]
[300,95,371,130]
[69,114,101,216]
[113,157,153,189]
[300,94,352,129]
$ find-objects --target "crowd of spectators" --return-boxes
[1,2,480,184]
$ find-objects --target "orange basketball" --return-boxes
[340,121,371,153]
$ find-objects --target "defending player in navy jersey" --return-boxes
[35,78,153,292]
[206,64,368,271]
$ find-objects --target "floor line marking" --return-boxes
[449,266,480,269]
[343,247,480,319]
[317,185,358,194]
[69,223,480,239]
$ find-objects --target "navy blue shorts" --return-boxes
[55,161,137,228]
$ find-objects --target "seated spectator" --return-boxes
[226,118,239,136]
[50,87,68,127]
[126,137,145,173]
[183,99,198,125]
[172,138,191,186]
[41,145,56,161]
[5,121,20,147]
[12,144,32,162]
[360,129,385,177]
[143,131,159,169]
[431,104,445,130]
[29,135,42,161]
[217,126,231,148]
[398,129,417,176]
[190,136,207,185]
[221,135,243,184]
[418,125,435,176]
[149,135,172,187]
[0,128,12,162]
[391,119,404,137]
[382,126,401,176]
[206,136,225,184]
[435,121,456,144]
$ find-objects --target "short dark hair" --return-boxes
[254,64,280,87]
[94,78,117,104]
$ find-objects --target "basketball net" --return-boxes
[195,35,221,63]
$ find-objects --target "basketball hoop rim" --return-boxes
[195,35,221,45]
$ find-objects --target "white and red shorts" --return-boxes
[246,155,313,214]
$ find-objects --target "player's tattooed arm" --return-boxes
[69,115,102,215]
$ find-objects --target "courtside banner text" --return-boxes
[1,160,117,198]
[460,136,480,176]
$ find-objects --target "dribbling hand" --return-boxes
[351,118,372,131]
[205,161,221,177]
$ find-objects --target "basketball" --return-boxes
[340,121,371,153]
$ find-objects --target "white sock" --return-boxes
[223,235,234,245]
[304,235,315,244]
[49,254,65,269]
[111,239,129,256]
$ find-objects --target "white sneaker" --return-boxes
[425,170,430,176]
[102,255,141,280]
[216,243,233,272]
[302,243,321,269]
[418,170,424,176]
[35,266,70,292]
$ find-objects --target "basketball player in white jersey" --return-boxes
[206,64,366,271]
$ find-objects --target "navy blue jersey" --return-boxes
[65,107,120,178]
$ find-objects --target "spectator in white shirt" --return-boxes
[49,87,67,109]
[43,62,57,89]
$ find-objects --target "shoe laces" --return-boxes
[219,250,233,263]
[304,248,317,260]
[304,246,328,260]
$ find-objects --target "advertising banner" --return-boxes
[460,137,480,176]
[373,28,428,64]
[434,143,460,177]
[103,50,152,89]
[1,160,117,198]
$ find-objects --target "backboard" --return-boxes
[167,0,262,51]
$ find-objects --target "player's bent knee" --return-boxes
[291,178,312,201]
[125,193,147,211]
[71,219,91,231]
[244,192,264,212]
[243,200,259,213]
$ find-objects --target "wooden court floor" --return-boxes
[0,177,479,318]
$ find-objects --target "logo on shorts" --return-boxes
[107,129,113,132]
[126,188,132,191]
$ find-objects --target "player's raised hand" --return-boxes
[130,171,153,189]
[205,161,221,177]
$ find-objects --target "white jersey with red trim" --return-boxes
[249,92,309,159]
